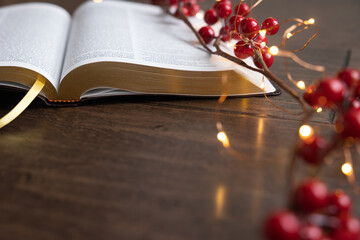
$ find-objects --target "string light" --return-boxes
[259,30,267,36]
[304,18,315,25]
[287,33,293,39]
[296,81,306,89]
[317,107,323,113]
[268,46,279,55]
[196,12,204,19]
[217,131,230,148]
[342,163,353,176]
[299,125,313,140]
[227,42,235,48]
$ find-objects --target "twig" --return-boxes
[286,109,315,208]
[169,4,311,113]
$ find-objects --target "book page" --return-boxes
[61,0,234,81]
[0,3,71,89]
[61,0,275,94]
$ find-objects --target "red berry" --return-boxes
[262,17,280,35]
[316,77,347,107]
[263,210,300,240]
[228,15,244,31]
[298,136,328,165]
[253,52,274,68]
[213,0,230,9]
[175,6,189,17]
[204,9,219,25]
[230,31,242,40]
[303,84,321,108]
[240,17,260,39]
[186,3,200,16]
[198,26,215,44]
[234,40,253,59]
[293,179,329,213]
[354,83,360,98]
[339,107,360,139]
[168,0,178,6]
[234,3,250,17]
[215,1,232,19]
[299,224,324,240]
[219,26,231,42]
[349,98,360,109]
[327,190,352,216]
[331,216,360,240]
[204,9,218,25]
[337,68,360,87]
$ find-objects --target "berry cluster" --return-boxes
[151,0,201,17]
[198,0,280,68]
[264,179,359,240]
[304,68,360,111]
[155,2,360,240]
[300,67,360,164]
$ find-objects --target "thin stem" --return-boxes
[250,42,310,112]
[166,2,313,115]
[171,3,215,53]
[286,109,315,208]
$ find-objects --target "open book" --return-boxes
[0,0,279,105]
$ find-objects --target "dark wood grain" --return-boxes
[0,0,360,239]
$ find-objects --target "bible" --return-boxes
[0,0,279,105]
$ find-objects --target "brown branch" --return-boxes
[170,1,215,53]
[286,109,315,208]
[250,42,310,112]
[167,4,311,113]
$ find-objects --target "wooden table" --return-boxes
[0,0,359,239]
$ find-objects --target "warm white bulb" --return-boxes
[299,125,313,140]
[296,81,306,90]
[259,30,267,36]
[342,163,353,176]
[304,18,315,25]
[196,12,204,19]
[268,46,279,55]
[227,42,235,48]
[287,33,293,39]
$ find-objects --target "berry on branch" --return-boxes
[337,68,360,87]
[204,9,218,25]
[327,190,352,217]
[298,136,329,165]
[234,40,253,59]
[261,17,280,36]
[215,1,232,19]
[298,224,324,240]
[293,179,329,213]
[253,51,274,69]
[228,15,244,31]
[263,210,300,240]
[240,17,260,39]
[219,26,231,42]
[234,3,250,17]
[198,26,215,44]
[330,216,360,240]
